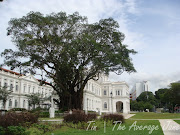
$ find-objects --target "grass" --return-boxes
[174,120,180,124]
[44,120,163,135]
[130,112,180,119]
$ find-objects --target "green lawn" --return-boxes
[130,112,180,119]
[174,120,180,124]
[45,120,163,135]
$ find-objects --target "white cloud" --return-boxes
[0,0,144,60]
[109,71,180,93]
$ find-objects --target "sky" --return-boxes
[0,0,180,93]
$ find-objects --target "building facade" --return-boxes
[83,75,130,114]
[0,68,52,110]
[0,68,130,114]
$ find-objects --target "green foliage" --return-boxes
[0,86,12,109]
[154,83,180,112]
[130,100,144,111]
[0,126,5,135]
[9,108,27,112]
[31,123,55,133]
[137,91,157,105]
[155,88,169,108]
[26,127,43,135]
[169,83,180,105]
[2,11,137,110]
[39,111,49,118]
[25,93,49,109]
[7,126,26,135]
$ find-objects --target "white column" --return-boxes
[1,76,4,87]
[123,101,128,114]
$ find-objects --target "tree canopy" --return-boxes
[1,11,137,110]
[136,91,157,106]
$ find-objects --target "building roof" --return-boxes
[0,67,23,76]
[0,67,51,85]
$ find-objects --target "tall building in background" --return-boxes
[130,81,149,100]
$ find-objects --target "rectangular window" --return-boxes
[29,86,31,93]
[15,100,18,108]
[4,82,7,87]
[10,84,13,91]
[16,85,18,91]
[9,99,12,107]
[24,86,26,92]
[104,90,106,95]
[33,87,35,93]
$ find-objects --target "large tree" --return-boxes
[136,91,157,106]
[1,11,136,110]
[155,88,169,108]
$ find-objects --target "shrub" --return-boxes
[0,112,38,128]
[64,109,97,124]
[39,111,49,118]
[63,110,87,124]
[7,126,26,135]
[9,108,27,112]
[102,114,124,123]
[0,126,5,135]
[31,123,55,133]
[55,109,64,113]
[26,127,43,135]
[87,113,97,120]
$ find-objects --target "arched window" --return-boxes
[9,99,12,107]
[104,90,107,95]
[104,102,107,109]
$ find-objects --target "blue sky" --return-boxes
[0,0,180,92]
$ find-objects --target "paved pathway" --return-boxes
[159,119,180,135]
[123,114,135,119]
[40,119,63,124]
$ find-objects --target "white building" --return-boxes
[130,81,149,100]
[0,68,52,110]
[83,75,130,114]
[0,68,130,114]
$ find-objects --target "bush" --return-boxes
[7,126,26,135]
[55,109,64,113]
[87,113,97,120]
[0,126,5,135]
[31,123,55,133]
[64,110,87,124]
[102,114,124,123]
[26,127,43,135]
[0,112,38,128]
[63,109,97,124]
[9,108,27,112]
[39,111,49,118]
